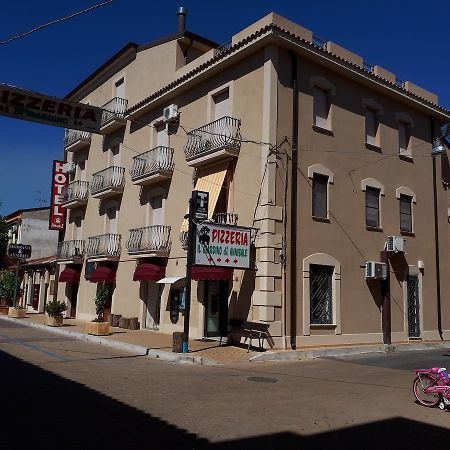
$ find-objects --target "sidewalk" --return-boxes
[1,313,449,366]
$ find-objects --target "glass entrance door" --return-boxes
[145,282,161,329]
[204,280,229,337]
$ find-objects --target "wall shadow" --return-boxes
[1,349,449,450]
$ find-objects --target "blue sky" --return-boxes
[0,0,448,215]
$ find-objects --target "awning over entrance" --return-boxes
[181,162,228,230]
[156,276,185,284]
[133,263,165,281]
[191,266,233,281]
[59,267,81,283]
[89,267,116,283]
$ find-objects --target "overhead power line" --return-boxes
[0,0,116,45]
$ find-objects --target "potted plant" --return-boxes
[0,270,15,315]
[86,284,110,336]
[45,299,68,327]
[8,304,27,318]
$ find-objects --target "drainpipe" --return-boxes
[431,116,443,340]
[289,51,299,350]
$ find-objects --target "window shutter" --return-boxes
[365,187,380,227]
[400,194,412,232]
[313,88,328,129]
[365,109,376,145]
[312,174,328,218]
[399,122,408,154]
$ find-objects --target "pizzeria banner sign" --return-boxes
[0,83,103,133]
[194,223,251,269]
[49,160,68,231]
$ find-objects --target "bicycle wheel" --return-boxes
[413,374,440,407]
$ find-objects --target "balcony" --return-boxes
[57,240,85,263]
[91,166,125,199]
[130,146,174,186]
[126,225,171,258]
[100,97,128,133]
[86,234,121,261]
[64,130,91,152]
[183,116,241,167]
[61,181,89,209]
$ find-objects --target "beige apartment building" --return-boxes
[56,10,450,348]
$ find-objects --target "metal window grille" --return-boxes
[407,276,420,337]
[310,264,333,324]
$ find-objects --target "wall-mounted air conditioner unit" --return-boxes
[163,104,179,123]
[386,236,406,253]
[63,162,76,174]
[365,261,387,280]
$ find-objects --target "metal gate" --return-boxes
[407,276,420,338]
[310,265,333,324]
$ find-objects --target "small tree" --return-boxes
[0,216,8,270]
[94,284,109,322]
[0,270,15,306]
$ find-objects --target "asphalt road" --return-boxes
[1,319,450,450]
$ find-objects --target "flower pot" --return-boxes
[0,305,9,315]
[86,321,110,336]
[46,314,63,327]
[8,307,26,318]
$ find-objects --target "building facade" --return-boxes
[57,11,450,347]
[4,207,59,312]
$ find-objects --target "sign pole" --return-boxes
[182,194,196,353]
[13,259,20,308]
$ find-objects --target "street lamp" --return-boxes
[430,122,449,340]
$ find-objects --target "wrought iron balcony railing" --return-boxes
[57,240,85,260]
[61,180,89,205]
[86,234,121,258]
[101,97,128,126]
[64,129,91,149]
[129,146,174,182]
[214,212,239,225]
[179,231,188,251]
[183,116,241,162]
[91,166,125,195]
[126,225,171,255]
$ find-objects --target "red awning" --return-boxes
[89,267,116,283]
[133,263,165,282]
[191,266,233,281]
[59,267,81,283]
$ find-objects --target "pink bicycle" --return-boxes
[413,367,450,410]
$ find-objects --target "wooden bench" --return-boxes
[226,319,274,352]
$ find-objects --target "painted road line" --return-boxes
[0,331,70,362]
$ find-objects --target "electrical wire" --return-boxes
[0,1,116,45]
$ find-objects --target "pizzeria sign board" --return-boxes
[0,83,104,133]
[194,223,251,269]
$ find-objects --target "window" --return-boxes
[313,87,330,130]
[398,122,410,155]
[365,187,380,228]
[110,144,120,166]
[114,77,125,99]
[400,194,412,232]
[155,123,169,147]
[310,264,333,325]
[365,109,379,146]
[213,90,230,121]
[312,174,328,218]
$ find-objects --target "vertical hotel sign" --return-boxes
[49,161,68,230]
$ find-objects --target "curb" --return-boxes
[0,316,218,366]
[250,341,450,362]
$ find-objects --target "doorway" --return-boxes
[144,282,161,329]
[69,282,79,318]
[407,275,420,338]
[204,280,229,337]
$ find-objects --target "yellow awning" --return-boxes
[181,162,228,229]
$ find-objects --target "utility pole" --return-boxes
[182,194,196,353]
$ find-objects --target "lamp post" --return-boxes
[429,123,449,340]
